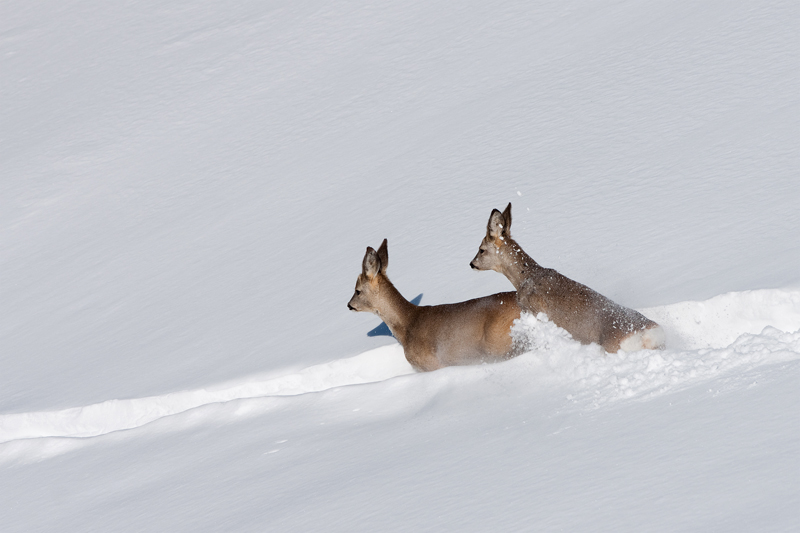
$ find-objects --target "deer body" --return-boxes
[470,204,665,353]
[348,240,521,372]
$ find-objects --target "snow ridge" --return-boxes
[1,289,798,454]
[0,345,413,445]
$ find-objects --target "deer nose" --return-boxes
[347,304,356,311]
[470,261,478,270]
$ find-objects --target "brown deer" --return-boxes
[470,203,665,353]
[348,239,522,372]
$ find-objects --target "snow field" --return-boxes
[2,0,798,529]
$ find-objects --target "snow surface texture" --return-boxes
[1,0,798,531]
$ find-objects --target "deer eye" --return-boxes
[479,249,486,255]
[355,289,361,295]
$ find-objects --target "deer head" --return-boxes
[347,239,389,313]
[470,202,513,272]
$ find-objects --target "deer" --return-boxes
[348,239,522,372]
[469,203,665,353]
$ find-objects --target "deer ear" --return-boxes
[376,239,388,274]
[502,203,512,235]
[362,246,381,279]
[487,208,505,239]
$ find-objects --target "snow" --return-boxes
[3,288,797,452]
[0,344,413,444]
[1,0,798,530]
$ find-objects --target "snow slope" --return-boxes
[1,0,798,530]
[1,289,799,531]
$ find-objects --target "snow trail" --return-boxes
[1,289,798,448]
[513,315,800,408]
[0,345,413,444]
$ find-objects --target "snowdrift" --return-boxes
[3,288,798,465]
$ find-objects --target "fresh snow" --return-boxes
[1,0,798,531]
[2,288,798,449]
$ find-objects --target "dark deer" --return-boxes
[348,240,521,371]
[470,204,665,353]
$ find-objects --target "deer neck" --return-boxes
[499,238,542,290]
[375,277,417,345]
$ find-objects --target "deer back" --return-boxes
[472,203,663,353]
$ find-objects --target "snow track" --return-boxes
[1,289,799,454]
[0,345,413,445]
[510,288,800,406]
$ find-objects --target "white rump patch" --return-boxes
[619,326,667,352]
